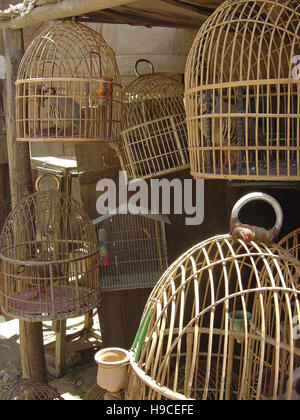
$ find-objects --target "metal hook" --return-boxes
[134,59,155,77]
[35,174,61,192]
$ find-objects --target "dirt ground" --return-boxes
[0,311,103,400]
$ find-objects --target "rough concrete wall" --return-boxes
[101,24,196,86]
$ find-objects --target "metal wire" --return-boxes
[94,213,168,292]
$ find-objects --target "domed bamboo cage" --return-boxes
[278,227,300,261]
[185,0,300,185]
[0,378,64,400]
[0,191,101,321]
[16,21,122,143]
[126,193,300,400]
[114,60,189,182]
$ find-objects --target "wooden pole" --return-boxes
[2,24,47,383]
[0,0,137,30]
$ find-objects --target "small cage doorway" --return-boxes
[93,206,170,292]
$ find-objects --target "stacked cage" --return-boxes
[0,192,101,321]
[16,21,122,143]
[116,65,189,181]
[185,0,300,183]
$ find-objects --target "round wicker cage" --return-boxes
[278,227,300,260]
[116,66,189,181]
[0,378,64,400]
[0,192,101,321]
[185,0,300,183]
[16,21,122,143]
[127,199,300,400]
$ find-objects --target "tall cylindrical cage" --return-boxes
[16,21,122,143]
[0,192,101,321]
[185,0,300,182]
[116,65,189,181]
[127,234,300,400]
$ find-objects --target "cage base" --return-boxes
[16,137,119,144]
[191,158,300,183]
[1,285,99,321]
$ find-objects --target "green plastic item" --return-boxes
[134,306,155,362]
[132,303,153,350]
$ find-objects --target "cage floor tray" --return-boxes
[3,285,95,320]
[202,159,300,180]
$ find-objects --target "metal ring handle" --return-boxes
[230,192,283,242]
[35,174,61,192]
[134,59,155,77]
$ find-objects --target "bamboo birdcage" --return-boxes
[0,378,64,400]
[0,192,101,321]
[93,206,169,292]
[114,60,189,181]
[127,193,300,400]
[185,0,300,184]
[16,21,122,143]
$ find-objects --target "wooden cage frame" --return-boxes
[0,192,101,322]
[116,71,189,181]
[185,0,300,183]
[127,234,300,400]
[16,21,122,143]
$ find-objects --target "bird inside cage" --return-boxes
[197,91,264,172]
[42,84,83,137]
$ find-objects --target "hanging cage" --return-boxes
[0,191,101,321]
[126,193,300,400]
[16,21,122,143]
[0,378,64,400]
[185,0,300,184]
[113,60,189,181]
[93,206,169,292]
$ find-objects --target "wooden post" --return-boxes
[2,25,47,383]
